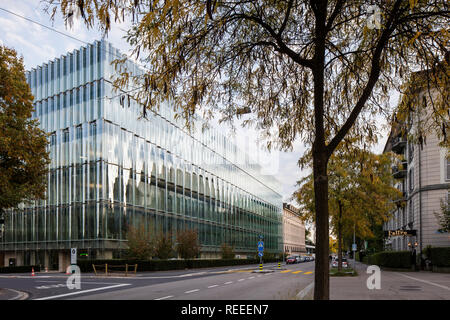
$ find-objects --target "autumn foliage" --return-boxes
[0,46,50,212]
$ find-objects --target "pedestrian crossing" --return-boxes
[280,270,313,275]
[221,268,314,275]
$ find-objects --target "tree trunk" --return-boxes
[337,201,343,272]
[312,0,329,300]
[313,150,329,300]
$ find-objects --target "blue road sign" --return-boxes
[258,252,263,257]
[257,241,264,251]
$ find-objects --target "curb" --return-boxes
[296,282,314,300]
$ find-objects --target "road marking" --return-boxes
[154,295,173,300]
[296,282,314,300]
[248,276,255,279]
[208,285,219,288]
[36,284,66,289]
[184,289,200,294]
[238,279,245,282]
[36,280,121,285]
[224,281,233,285]
[280,270,292,273]
[34,283,131,300]
[292,271,303,274]
[304,271,313,275]
[396,273,450,291]
[8,289,29,300]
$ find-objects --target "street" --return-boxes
[0,261,315,300]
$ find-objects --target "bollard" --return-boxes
[278,262,281,269]
[259,264,263,271]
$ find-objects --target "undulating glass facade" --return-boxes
[1,40,283,263]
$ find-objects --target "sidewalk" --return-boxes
[330,260,450,300]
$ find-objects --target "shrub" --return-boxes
[367,251,411,268]
[155,232,176,259]
[125,225,154,260]
[176,229,201,259]
[220,243,235,259]
[429,247,450,267]
[0,265,41,273]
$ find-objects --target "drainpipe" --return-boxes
[418,139,422,262]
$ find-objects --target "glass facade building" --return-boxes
[0,40,283,269]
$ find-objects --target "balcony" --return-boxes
[393,191,407,208]
[392,161,407,179]
[391,136,407,154]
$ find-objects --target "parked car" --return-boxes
[296,256,306,263]
[305,256,311,262]
[331,258,348,268]
[286,256,297,264]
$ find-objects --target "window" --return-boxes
[409,168,414,191]
[446,158,450,181]
[408,142,414,163]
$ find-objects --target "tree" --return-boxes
[46,0,449,299]
[0,46,50,215]
[176,228,201,259]
[295,147,401,271]
[220,243,236,259]
[155,231,176,259]
[126,224,155,260]
[435,195,450,233]
[329,236,337,255]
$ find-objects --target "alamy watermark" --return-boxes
[366,265,381,290]
[66,265,81,290]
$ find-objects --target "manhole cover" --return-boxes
[399,285,422,291]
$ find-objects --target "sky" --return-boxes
[0,1,396,206]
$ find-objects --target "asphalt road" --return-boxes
[0,261,315,300]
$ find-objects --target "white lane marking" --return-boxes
[184,289,200,294]
[248,276,255,279]
[396,273,450,291]
[224,281,233,285]
[238,279,245,282]
[154,295,174,300]
[36,284,66,289]
[34,283,131,300]
[208,285,219,288]
[36,280,121,285]
[8,289,29,300]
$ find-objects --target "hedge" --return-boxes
[429,247,450,267]
[366,251,412,268]
[0,265,41,273]
[77,257,280,273]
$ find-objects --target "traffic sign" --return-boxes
[352,243,357,251]
[258,252,263,257]
[257,241,264,252]
[71,248,77,265]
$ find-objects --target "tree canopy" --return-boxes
[0,46,50,213]
[295,146,402,269]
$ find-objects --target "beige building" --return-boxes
[282,203,306,255]
[383,76,449,256]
